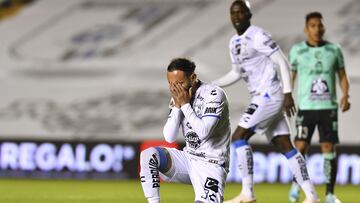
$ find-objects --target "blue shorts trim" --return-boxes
[233,139,249,148]
[155,147,167,171]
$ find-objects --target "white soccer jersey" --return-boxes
[163,82,231,168]
[229,25,282,96]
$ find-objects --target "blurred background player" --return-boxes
[140,58,231,203]
[212,1,320,203]
[288,11,350,203]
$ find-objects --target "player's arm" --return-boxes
[181,89,225,141]
[291,71,297,90]
[254,31,293,94]
[163,106,183,143]
[270,50,292,94]
[270,49,296,116]
[335,45,351,112]
[337,69,350,112]
[288,46,299,90]
[211,64,242,88]
[172,83,222,141]
[212,40,242,87]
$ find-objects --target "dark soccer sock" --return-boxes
[323,152,337,195]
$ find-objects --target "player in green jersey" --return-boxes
[288,12,351,203]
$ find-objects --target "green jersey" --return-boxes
[289,41,344,110]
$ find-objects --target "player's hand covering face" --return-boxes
[167,70,193,107]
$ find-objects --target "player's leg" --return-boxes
[140,147,191,203]
[227,126,256,203]
[190,159,228,203]
[289,110,316,202]
[269,116,319,203]
[318,109,340,203]
[289,140,309,203]
[140,147,171,203]
[226,99,281,203]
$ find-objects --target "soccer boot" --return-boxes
[288,182,301,202]
[224,193,257,203]
[301,198,321,203]
[325,193,341,203]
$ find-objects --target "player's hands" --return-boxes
[340,95,351,112]
[283,93,296,117]
[169,82,192,107]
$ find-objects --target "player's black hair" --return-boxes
[305,11,323,24]
[167,58,196,77]
[231,0,252,19]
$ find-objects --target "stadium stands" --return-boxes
[0,0,359,144]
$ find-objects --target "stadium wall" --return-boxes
[0,140,359,185]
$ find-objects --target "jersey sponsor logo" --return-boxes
[210,90,217,96]
[310,78,331,100]
[208,159,218,164]
[201,177,219,202]
[184,132,201,149]
[186,122,192,129]
[188,150,206,158]
[149,153,160,188]
[269,42,277,49]
[245,103,258,115]
[314,51,322,59]
[207,101,221,104]
[204,107,217,114]
[204,177,219,192]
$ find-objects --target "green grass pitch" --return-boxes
[0,179,357,203]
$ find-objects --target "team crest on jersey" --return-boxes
[185,131,201,149]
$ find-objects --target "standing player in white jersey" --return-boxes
[212,1,320,203]
[140,58,231,203]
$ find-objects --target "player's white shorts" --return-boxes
[238,93,290,141]
[160,147,227,203]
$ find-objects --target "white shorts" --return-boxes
[160,148,227,203]
[238,93,290,141]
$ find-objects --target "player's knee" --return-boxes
[321,142,335,153]
[232,126,253,141]
[294,140,309,154]
[140,147,160,168]
[272,135,293,154]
